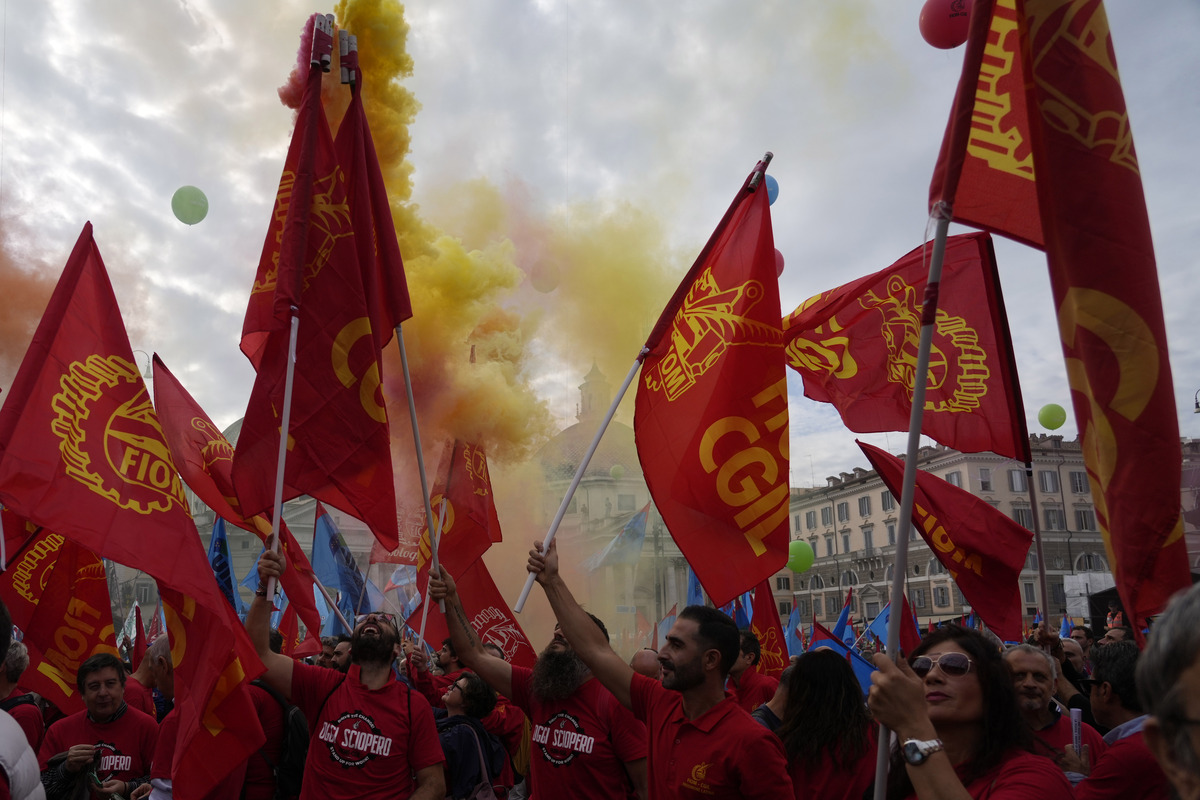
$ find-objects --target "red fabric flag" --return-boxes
[334,69,413,344]
[635,158,788,608]
[0,507,38,568]
[133,605,147,671]
[0,529,119,713]
[782,232,1029,462]
[0,223,264,799]
[1017,0,1185,634]
[749,579,787,679]
[417,441,502,579]
[144,599,165,642]
[858,441,1031,642]
[929,0,1043,248]
[898,594,923,656]
[152,355,325,639]
[233,29,399,552]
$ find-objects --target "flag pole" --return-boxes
[872,207,952,800]
[514,351,647,613]
[1025,466,1050,630]
[265,309,300,604]
[392,325,445,613]
[415,498,448,648]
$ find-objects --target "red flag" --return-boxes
[783,232,1029,461]
[334,64,413,343]
[0,223,264,799]
[898,594,923,656]
[0,529,119,713]
[152,355,325,639]
[408,558,536,669]
[749,579,787,679]
[0,507,38,568]
[933,0,1187,631]
[635,158,788,608]
[233,22,399,552]
[133,605,147,671]
[858,441,1031,642]
[417,441,502,579]
[929,0,1043,248]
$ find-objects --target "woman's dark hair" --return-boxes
[458,671,498,719]
[887,625,1035,799]
[775,649,871,770]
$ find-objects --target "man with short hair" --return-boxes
[1072,640,1169,799]
[750,664,792,732]
[316,638,337,669]
[526,539,793,797]
[1004,644,1105,781]
[123,637,164,718]
[1137,583,1200,800]
[1100,627,1134,647]
[408,639,467,707]
[725,631,778,713]
[249,549,445,799]
[429,567,647,799]
[0,642,44,752]
[1072,625,1096,676]
[38,653,157,799]
[332,636,351,674]
[629,649,661,681]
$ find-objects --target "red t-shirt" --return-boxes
[291,662,444,799]
[787,726,877,800]
[903,749,1072,799]
[150,708,246,798]
[726,668,778,713]
[509,667,646,798]
[2,689,43,752]
[243,683,286,800]
[408,664,464,709]
[1032,712,1107,765]
[123,677,157,719]
[1073,725,1171,800]
[629,672,793,799]
[38,705,158,794]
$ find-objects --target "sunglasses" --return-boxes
[355,612,398,631]
[911,652,974,678]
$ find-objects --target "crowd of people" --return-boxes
[2,541,1199,799]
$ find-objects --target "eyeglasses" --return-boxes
[447,683,464,694]
[355,612,398,631]
[911,652,974,678]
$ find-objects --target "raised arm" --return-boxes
[428,566,514,698]
[245,547,295,699]
[528,539,635,709]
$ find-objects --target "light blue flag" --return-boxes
[686,567,705,609]
[1059,615,1073,639]
[240,545,265,592]
[207,518,247,617]
[785,606,804,656]
[582,504,650,571]
[810,622,877,695]
[865,602,893,644]
[831,589,855,647]
[311,503,385,635]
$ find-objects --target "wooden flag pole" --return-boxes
[514,350,647,613]
[872,209,952,800]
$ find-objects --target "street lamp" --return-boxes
[1194,388,1200,413]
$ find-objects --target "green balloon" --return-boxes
[171,185,209,225]
[787,539,815,573]
[609,464,625,480]
[1038,403,1067,430]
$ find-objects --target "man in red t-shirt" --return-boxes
[429,568,647,799]
[407,639,466,709]
[0,642,43,752]
[725,631,778,713]
[1005,644,1106,781]
[38,653,157,799]
[249,549,445,799]
[123,637,165,720]
[526,540,794,798]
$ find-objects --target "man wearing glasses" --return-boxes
[248,549,445,799]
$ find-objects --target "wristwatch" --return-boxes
[901,738,945,765]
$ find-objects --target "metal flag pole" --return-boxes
[514,350,648,613]
[265,309,301,604]
[416,499,449,648]
[872,207,952,800]
[1025,466,1050,630]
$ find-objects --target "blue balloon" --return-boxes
[765,174,779,205]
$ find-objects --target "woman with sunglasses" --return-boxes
[868,624,1072,799]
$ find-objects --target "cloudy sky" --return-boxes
[2,0,1198,498]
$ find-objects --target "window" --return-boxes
[1013,506,1033,529]
[811,574,825,589]
[1039,471,1059,494]
[1070,471,1090,494]
[1026,552,1038,570]
[842,533,851,554]
[797,599,809,617]
[1051,583,1066,606]
[929,559,946,575]
[778,601,792,616]
[821,507,833,526]
[1044,507,1066,530]
[841,570,858,586]
[137,584,152,605]
[954,587,966,605]
[793,514,801,533]
[881,490,896,512]
[618,494,636,511]
[1075,508,1096,531]
[909,526,917,541]
[241,538,251,549]
[825,536,835,557]
[859,496,872,516]
[934,587,950,607]
[887,524,896,545]
[979,468,992,492]
[1023,582,1036,603]
[813,598,822,616]
[1009,469,1027,493]
[863,527,874,551]
[837,502,850,522]
[805,510,817,530]
[946,471,962,488]
[913,589,926,608]
[1076,552,1108,572]
[776,576,791,591]
[886,564,895,580]
[866,601,880,619]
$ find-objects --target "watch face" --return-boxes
[903,741,926,765]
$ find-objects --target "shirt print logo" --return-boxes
[531,711,595,766]
[318,710,393,767]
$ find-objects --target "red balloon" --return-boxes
[774,249,785,278]
[919,0,971,49]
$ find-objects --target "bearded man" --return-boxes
[249,548,445,800]
[429,567,648,799]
